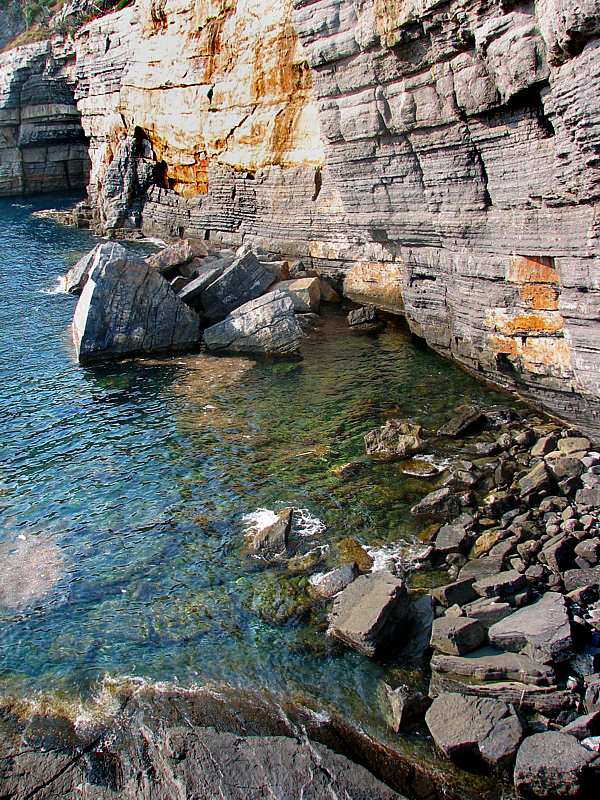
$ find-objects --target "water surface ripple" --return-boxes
[0,194,522,736]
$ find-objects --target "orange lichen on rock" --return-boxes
[508,255,559,285]
[344,261,405,313]
[485,254,573,379]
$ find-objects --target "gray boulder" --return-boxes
[514,732,596,798]
[488,591,572,664]
[72,243,201,365]
[410,487,459,518]
[437,405,485,437]
[562,712,600,740]
[385,684,431,733]
[463,597,514,628]
[201,249,275,320]
[329,572,410,658]
[430,578,478,608]
[203,290,302,355]
[177,255,233,305]
[425,692,522,770]
[347,304,385,333]
[473,569,527,599]
[430,617,486,656]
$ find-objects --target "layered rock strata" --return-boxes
[0,37,89,194]
[67,0,600,439]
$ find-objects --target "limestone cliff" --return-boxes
[3,0,600,439]
[0,36,89,194]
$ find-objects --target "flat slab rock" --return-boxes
[488,591,572,664]
[329,571,410,658]
[430,646,555,686]
[203,290,302,355]
[72,242,201,364]
[430,616,485,656]
[514,731,597,798]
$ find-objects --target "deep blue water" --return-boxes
[0,193,522,733]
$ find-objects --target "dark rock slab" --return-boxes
[411,487,459,519]
[347,304,385,333]
[463,597,514,628]
[385,685,431,733]
[488,591,572,664]
[428,675,580,718]
[519,462,553,498]
[329,572,410,658]
[561,712,600,740]
[473,569,527,599]
[437,406,485,438]
[514,731,596,798]
[243,508,292,557]
[479,713,524,774]
[431,646,555,686]
[425,692,519,770]
[72,242,201,365]
[564,566,600,593]
[430,578,478,608]
[201,249,275,320]
[432,523,471,557]
[177,260,229,305]
[430,616,486,656]
[65,243,101,294]
[203,290,302,355]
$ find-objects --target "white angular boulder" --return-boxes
[72,242,201,364]
[271,277,321,313]
[202,290,302,355]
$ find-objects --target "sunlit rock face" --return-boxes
[71,0,600,436]
[74,0,332,250]
[0,38,90,195]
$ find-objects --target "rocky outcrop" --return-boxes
[0,36,89,195]
[64,0,600,438]
[72,241,201,363]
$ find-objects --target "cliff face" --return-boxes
[3,0,600,437]
[0,37,90,195]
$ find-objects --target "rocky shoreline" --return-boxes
[60,236,600,798]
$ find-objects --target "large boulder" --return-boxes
[177,254,234,306]
[488,591,572,664]
[430,647,555,685]
[72,243,201,365]
[514,732,597,798]
[201,249,275,320]
[364,420,425,461]
[329,572,410,658]
[203,290,302,355]
[425,693,523,771]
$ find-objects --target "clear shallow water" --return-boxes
[0,194,523,733]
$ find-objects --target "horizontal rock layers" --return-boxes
[3,0,600,437]
[0,37,90,195]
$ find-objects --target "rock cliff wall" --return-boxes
[3,0,600,438]
[0,37,90,195]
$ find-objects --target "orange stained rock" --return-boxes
[508,255,559,285]
[521,283,560,311]
[493,311,564,336]
[489,333,573,377]
[344,261,405,313]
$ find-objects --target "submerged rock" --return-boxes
[347,304,385,333]
[364,420,425,461]
[72,242,201,364]
[203,290,302,355]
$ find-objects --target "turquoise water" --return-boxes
[0,194,522,732]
